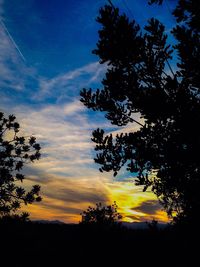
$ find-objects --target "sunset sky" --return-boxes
[0,0,176,223]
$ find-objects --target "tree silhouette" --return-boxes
[80,202,122,226]
[80,0,200,224]
[0,112,42,217]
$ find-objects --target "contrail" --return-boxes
[0,19,26,62]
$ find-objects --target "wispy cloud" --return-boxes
[13,102,92,174]
[11,99,115,181]
[33,62,106,102]
[23,173,110,223]
[10,100,114,223]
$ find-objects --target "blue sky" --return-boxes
[0,0,176,223]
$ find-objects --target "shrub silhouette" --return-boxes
[80,202,122,226]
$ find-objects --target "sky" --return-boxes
[0,0,176,223]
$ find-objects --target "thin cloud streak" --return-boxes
[0,19,26,62]
[0,26,25,91]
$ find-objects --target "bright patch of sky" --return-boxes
[0,0,176,223]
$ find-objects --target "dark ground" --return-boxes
[0,221,198,266]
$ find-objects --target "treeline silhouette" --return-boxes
[0,218,198,267]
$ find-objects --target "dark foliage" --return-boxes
[0,221,198,266]
[0,112,42,217]
[80,202,122,226]
[0,212,30,223]
[80,1,200,224]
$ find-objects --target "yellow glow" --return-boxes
[106,181,169,223]
[22,177,169,224]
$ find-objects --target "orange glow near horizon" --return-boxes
[24,178,169,224]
